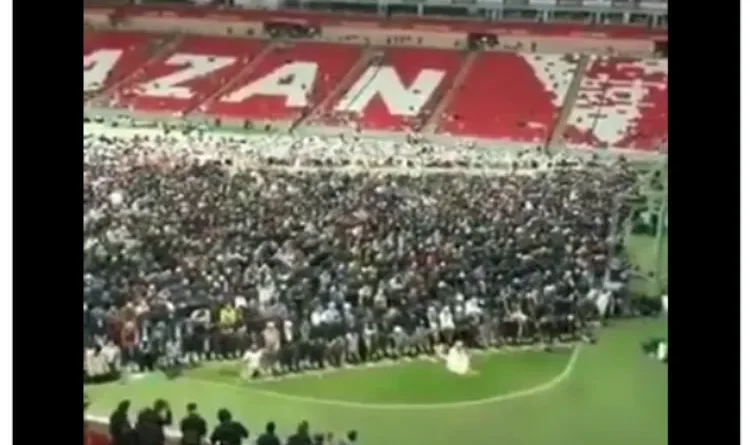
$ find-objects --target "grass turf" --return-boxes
[86,319,667,445]
[190,348,571,405]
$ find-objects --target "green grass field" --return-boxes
[86,319,667,445]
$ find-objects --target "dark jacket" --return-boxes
[109,409,133,445]
[286,433,313,445]
[180,413,208,445]
[256,432,282,445]
[156,408,173,427]
[136,408,166,445]
[210,420,250,445]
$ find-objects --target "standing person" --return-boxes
[242,343,264,379]
[340,431,358,445]
[345,329,360,364]
[180,403,207,445]
[154,399,173,428]
[309,338,326,370]
[189,306,212,361]
[135,406,166,445]
[120,320,139,371]
[426,306,440,350]
[324,432,335,445]
[210,409,249,445]
[108,400,133,445]
[218,303,239,359]
[162,339,183,379]
[362,321,377,361]
[279,319,298,373]
[262,321,280,373]
[256,421,281,445]
[439,305,455,345]
[286,421,313,445]
[297,319,312,370]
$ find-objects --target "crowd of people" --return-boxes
[87,397,357,445]
[83,124,639,375]
[84,118,580,170]
[84,123,648,442]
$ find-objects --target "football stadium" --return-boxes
[83,3,668,445]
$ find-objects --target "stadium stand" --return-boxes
[84,31,161,95]
[562,56,669,151]
[105,35,266,115]
[202,41,364,123]
[85,34,668,151]
[83,3,667,445]
[84,17,668,151]
[435,52,578,142]
[313,47,464,132]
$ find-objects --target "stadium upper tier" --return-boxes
[84,31,668,152]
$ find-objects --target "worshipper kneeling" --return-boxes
[641,337,668,364]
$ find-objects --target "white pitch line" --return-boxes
[199,344,574,384]
[183,346,581,410]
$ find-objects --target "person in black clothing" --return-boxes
[210,408,249,445]
[343,430,358,445]
[109,400,133,445]
[256,421,281,445]
[180,403,208,445]
[310,340,326,369]
[154,399,173,428]
[135,407,166,445]
[286,421,312,445]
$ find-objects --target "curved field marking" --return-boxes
[185,345,581,410]
[198,344,573,383]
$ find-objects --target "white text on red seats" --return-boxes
[84,51,446,117]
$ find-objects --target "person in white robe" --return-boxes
[437,341,476,376]
[242,345,264,379]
